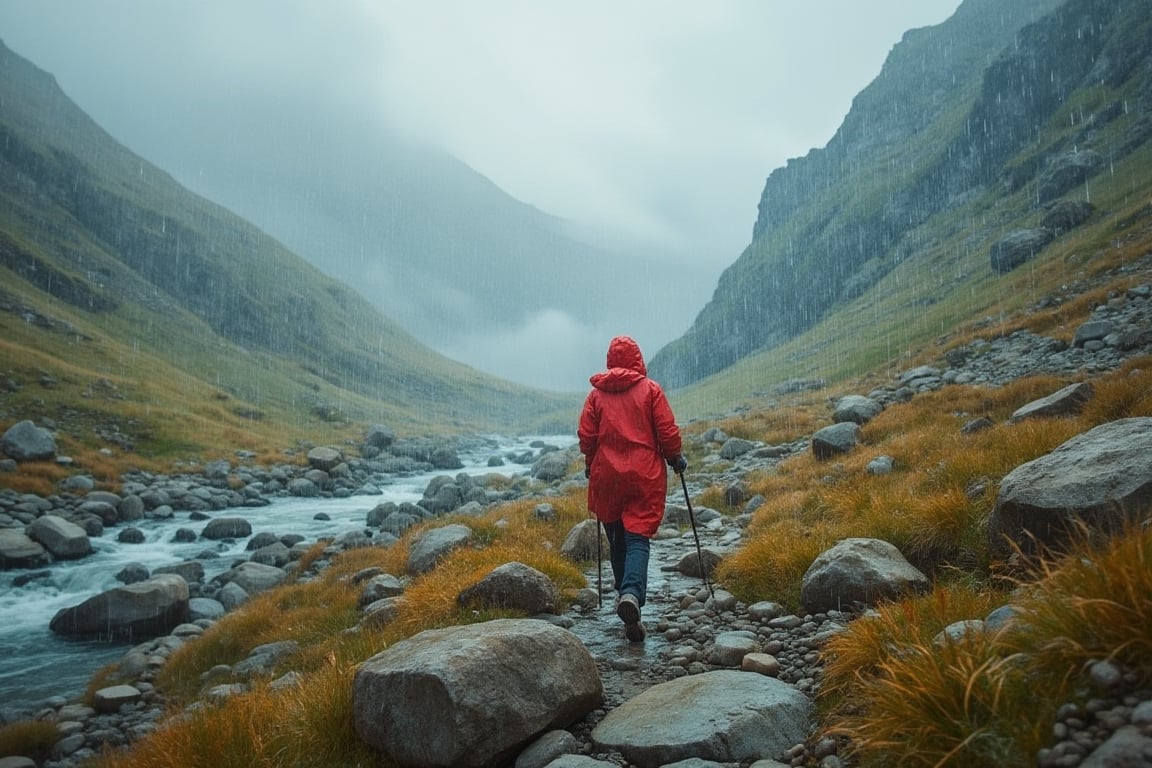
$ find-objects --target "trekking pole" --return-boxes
[595,519,603,609]
[678,470,715,599]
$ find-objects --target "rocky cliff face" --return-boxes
[649,0,1152,388]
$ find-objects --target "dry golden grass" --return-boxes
[1002,521,1152,688]
[0,719,58,763]
[716,360,1152,611]
[90,490,593,768]
[818,526,1152,767]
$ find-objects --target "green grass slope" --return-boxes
[0,39,580,462]
[668,0,1152,418]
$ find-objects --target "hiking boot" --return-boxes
[616,593,645,642]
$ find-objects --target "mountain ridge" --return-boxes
[648,0,1151,390]
[0,39,580,448]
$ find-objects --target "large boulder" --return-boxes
[201,517,253,540]
[306,445,344,472]
[832,395,883,425]
[559,520,607,562]
[800,538,930,614]
[591,669,810,766]
[27,515,92,559]
[988,417,1152,559]
[457,562,559,615]
[49,574,190,641]
[353,618,602,768]
[226,561,288,595]
[408,524,473,575]
[811,422,860,459]
[1,420,57,461]
[0,529,47,568]
[1009,381,1094,422]
[990,228,1054,274]
[531,452,571,482]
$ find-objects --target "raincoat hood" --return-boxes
[605,335,647,375]
[590,336,647,393]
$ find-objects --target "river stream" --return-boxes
[0,434,575,714]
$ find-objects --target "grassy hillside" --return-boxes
[669,0,1152,420]
[0,39,580,482]
[652,0,1149,391]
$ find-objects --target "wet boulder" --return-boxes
[833,395,883,425]
[811,422,860,459]
[457,562,558,615]
[990,228,1053,274]
[988,417,1152,559]
[1037,149,1103,204]
[591,669,809,765]
[1009,381,1094,422]
[1,420,56,462]
[800,538,929,613]
[353,618,602,768]
[27,515,92,560]
[49,574,189,641]
[559,519,607,562]
[0,529,47,569]
[201,517,253,540]
[531,451,571,482]
[407,524,473,575]
[306,446,344,472]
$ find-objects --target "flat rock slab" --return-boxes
[591,669,811,767]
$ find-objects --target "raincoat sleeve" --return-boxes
[577,391,600,467]
[650,383,681,462]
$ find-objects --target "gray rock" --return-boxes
[358,573,405,608]
[811,422,860,459]
[457,562,559,615]
[988,417,1152,558]
[591,669,810,765]
[201,517,253,540]
[227,561,287,595]
[0,420,56,461]
[0,529,47,568]
[93,684,142,714]
[353,618,602,768]
[833,395,883,425]
[49,574,190,641]
[1009,381,1094,422]
[307,446,344,472]
[800,538,929,614]
[27,515,92,559]
[1078,725,1152,768]
[515,730,581,768]
[531,452,572,482]
[719,438,755,460]
[408,524,473,575]
[710,631,759,667]
[115,563,151,584]
[990,228,1054,273]
[154,560,205,585]
[559,520,607,562]
[189,597,226,621]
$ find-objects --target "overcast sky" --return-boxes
[0,1,964,388]
[1,1,961,256]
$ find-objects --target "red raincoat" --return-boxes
[578,336,682,538]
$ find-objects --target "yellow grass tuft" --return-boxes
[0,719,58,763]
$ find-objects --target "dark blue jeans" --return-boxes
[602,520,651,606]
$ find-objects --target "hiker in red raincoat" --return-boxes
[578,335,685,642]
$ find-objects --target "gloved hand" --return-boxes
[670,454,687,474]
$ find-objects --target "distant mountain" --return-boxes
[649,0,1152,388]
[0,39,578,436]
[138,96,712,389]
